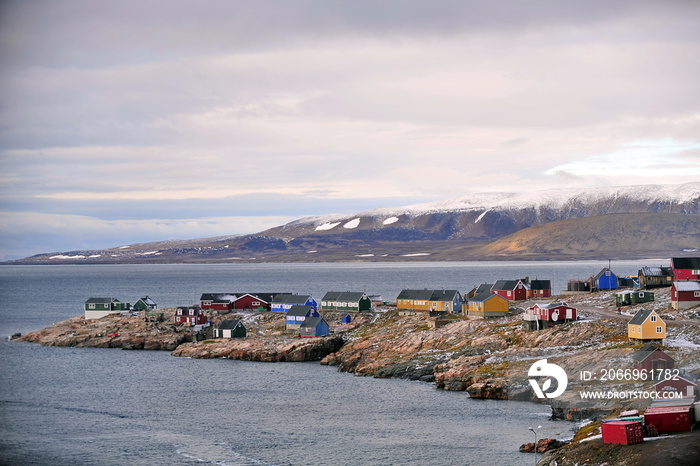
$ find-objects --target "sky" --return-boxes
[1,0,700,260]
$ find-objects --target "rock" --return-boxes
[519,438,566,453]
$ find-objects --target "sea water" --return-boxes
[0,261,653,465]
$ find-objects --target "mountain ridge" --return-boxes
[8,182,700,264]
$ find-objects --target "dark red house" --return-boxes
[491,279,528,301]
[529,280,552,298]
[175,306,208,326]
[233,293,274,312]
[200,293,237,312]
[631,344,675,378]
[654,370,697,399]
[671,281,700,310]
[671,257,700,281]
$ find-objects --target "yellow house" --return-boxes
[628,309,666,342]
[396,289,433,314]
[466,292,509,319]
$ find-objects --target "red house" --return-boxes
[529,280,552,298]
[175,306,208,326]
[654,370,698,399]
[491,279,528,301]
[523,302,577,330]
[200,293,237,312]
[671,281,700,310]
[631,344,675,378]
[233,293,273,312]
[671,257,700,281]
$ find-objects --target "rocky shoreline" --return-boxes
[13,288,700,464]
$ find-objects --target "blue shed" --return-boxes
[592,268,618,290]
[341,314,352,324]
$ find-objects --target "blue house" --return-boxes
[341,314,352,324]
[285,305,320,330]
[271,294,318,313]
[592,267,618,290]
[300,316,330,337]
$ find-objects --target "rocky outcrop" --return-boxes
[172,335,344,362]
[519,438,566,453]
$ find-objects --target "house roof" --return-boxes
[671,257,700,269]
[530,280,551,290]
[300,316,326,329]
[533,302,572,310]
[492,280,522,291]
[628,309,660,325]
[631,344,670,363]
[138,296,157,305]
[469,292,507,303]
[217,319,244,330]
[322,291,368,302]
[273,294,313,304]
[674,281,700,292]
[429,290,461,301]
[640,266,674,277]
[474,283,494,295]
[653,369,697,386]
[397,289,434,300]
[85,297,120,304]
[200,293,237,302]
[286,305,315,317]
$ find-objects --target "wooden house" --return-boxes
[491,279,528,301]
[638,266,674,288]
[175,306,209,327]
[285,305,320,330]
[615,290,655,306]
[200,293,237,312]
[591,268,618,291]
[321,291,372,312]
[84,297,131,320]
[671,281,700,310]
[654,370,697,399]
[341,314,352,324]
[396,289,434,314]
[428,289,463,314]
[523,302,577,330]
[300,316,329,337]
[631,344,675,378]
[671,257,700,281]
[529,280,552,298]
[133,296,157,311]
[232,293,275,312]
[271,294,318,313]
[213,319,246,338]
[627,309,666,343]
[466,292,509,319]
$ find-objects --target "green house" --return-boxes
[84,297,131,320]
[321,292,372,312]
[213,319,247,338]
[133,296,157,311]
[616,290,655,306]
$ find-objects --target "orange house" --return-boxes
[628,309,666,343]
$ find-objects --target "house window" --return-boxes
[89,303,95,309]
[656,326,663,333]
[651,315,657,322]
[694,292,700,298]
[252,301,260,306]
[605,271,611,276]
[507,291,512,297]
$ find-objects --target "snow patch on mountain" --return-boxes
[383,216,399,225]
[343,218,361,229]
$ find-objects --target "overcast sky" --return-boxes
[1,0,699,259]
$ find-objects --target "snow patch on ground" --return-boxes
[401,253,431,257]
[343,218,361,229]
[475,210,489,223]
[50,255,86,259]
[315,221,341,231]
[356,254,375,257]
[383,216,399,225]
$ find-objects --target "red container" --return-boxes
[644,406,692,433]
[601,421,644,445]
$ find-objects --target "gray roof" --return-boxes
[397,289,434,300]
[593,268,616,279]
[85,297,120,304]
[322,291,368,302]
[631,344,669,363]
[675,281,700,291]
[628,309,658,325]
[429,290,461,302]
[530,280,551,290]
[300,316,326,329]
[217,319,244,330]
[492,280,523,291]
[273,294,314,304]
[200,293,237,302]
[468,292,505,303]
[671,257,700,269]
[639,266,674,277]
[286,305,315,317]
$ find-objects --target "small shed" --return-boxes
[631,344,675,378]
[341,314,352,324]
[300,316,329,338]
[213,319,247,338]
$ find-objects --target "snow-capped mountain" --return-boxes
[11,182,700,263]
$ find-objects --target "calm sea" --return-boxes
[0,261,653,465]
